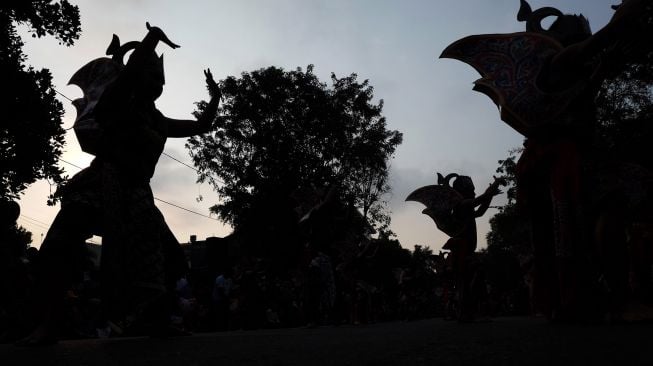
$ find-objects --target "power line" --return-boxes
[19,215,48,227]
[59,158,84,170]
[62,144,205,178]
[18,218,99,245]
[17,218,49,231]
[162,152,200,173]
[161,152,225,186]
[162,152,226,186]
[19,214,130,245]
[19,214,50,227]
[53,88,74,102]
[154,197,219,221]
[56,154,218,221]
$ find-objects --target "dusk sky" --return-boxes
[16,0,617,250]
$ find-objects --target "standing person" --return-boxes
[311,249,336,325]
[407,173,503,321]
[20,23,222,345]
[212,268,233,330]
[442,176,502,322]
[0,201,32,342]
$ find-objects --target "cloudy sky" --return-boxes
[16,0,618,250]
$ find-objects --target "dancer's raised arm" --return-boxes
[165,69,222,137]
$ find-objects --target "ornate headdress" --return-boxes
[517,0,591,45]
[111,35,166,85]
[68,23,176,155]
[439,1,594,136]
[68,35,135,155]
[405,172,469,237]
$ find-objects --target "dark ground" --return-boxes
[1,317,651,365]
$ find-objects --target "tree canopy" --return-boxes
[595,59,653,170]
[485,150,531,257]
[0,1,81,201]
[187,65,402,234]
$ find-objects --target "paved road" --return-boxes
[2,317,651,365]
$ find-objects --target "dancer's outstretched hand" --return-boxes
[204,68,221,100]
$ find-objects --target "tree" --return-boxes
[188,65,402,234]
[485,150,532,257]
[0,1,81,201]
[594,57,653,170]
[9,224,33,252]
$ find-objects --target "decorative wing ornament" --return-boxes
[406,173,465,238]
[68,58,119,155]
[440,32,584,136]
[68,35,139,155]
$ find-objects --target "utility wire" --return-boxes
[58,152,218,221]
[161,152,226,186]
[19,214,50,227]
[19,214,101,245]
[162,152,200,173]
[59,158,84,170]
[53,88,74,102]
[18,217,49,230]
[154,197,218,221]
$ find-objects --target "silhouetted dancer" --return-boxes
[441,0,653,322]
[212,268,233,331]
[407,173,503,321]
[296,185,367,325]
[0,200,32,342]
[19,23,221,345]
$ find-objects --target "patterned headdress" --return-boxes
[517,0,591,45]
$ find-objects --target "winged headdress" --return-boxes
[439,0,587,136]
[405,173,467,238]
[68,35,145,155]
[68,31,166,155]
